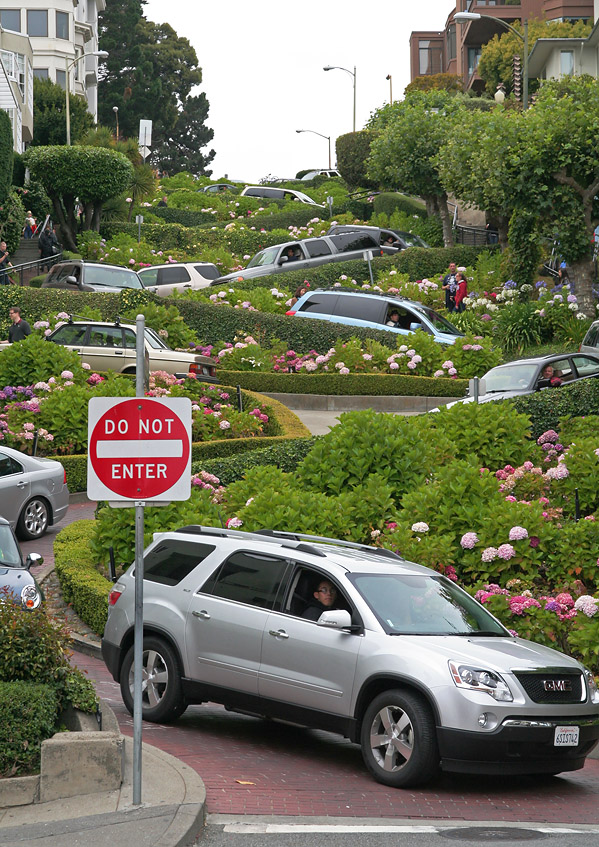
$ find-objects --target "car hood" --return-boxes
[398,634,582,673]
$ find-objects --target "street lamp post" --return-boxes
[296,129,331,169]
[323,64,356,132]
[386,74,393,105]
[65,49,108,145]
[113,105,119,141]
[454,11,528,109]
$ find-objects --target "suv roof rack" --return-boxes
[255,529,402,562]
[312,287,407,301]
[174,525,326,557]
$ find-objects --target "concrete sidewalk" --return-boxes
[0,736,206,847]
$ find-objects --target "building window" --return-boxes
[56,11,69,40]
[560,50,574,76]
[0,10,21,32]
[419,40,443,75]
[0,51,15,79]
[447,24,456,61]
[27,10,48,37]
[33,68,49,80]
[468,46,482,76]
[16,53,25,97]
[56,68,66,89]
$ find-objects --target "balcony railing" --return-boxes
[467,0,521,7]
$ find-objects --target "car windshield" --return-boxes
[396,231,428,248]
[246,246,280,268]
[411,304,463,336]
[84,266,144,289]
[0,525,23,567]
[289,190,318,204]
[144,328,170,350]
[350,573,508,636]
[482,363,538,392]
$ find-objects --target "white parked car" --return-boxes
[137,263,221,297]
[240,186,324,208]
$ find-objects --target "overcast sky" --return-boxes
[144,0,452,182]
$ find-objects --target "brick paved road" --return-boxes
[74,649,599,823]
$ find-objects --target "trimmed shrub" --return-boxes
[218,370,468,397]
[153,207,216,227]
[0,188,25,254]
[373,192,426,218]
[196,437,318,485]
[0,333,85,387]
[0,682,58,776]
[512,380,599,440]
[54,520,111,636]
[0,110,13,207]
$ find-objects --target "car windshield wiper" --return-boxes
[452,630,507,637]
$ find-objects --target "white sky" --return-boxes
[143,0,451,182]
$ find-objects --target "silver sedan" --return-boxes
[0,446,69,540]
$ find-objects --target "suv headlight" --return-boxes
[449,661,513,702]
[21,584,41,610]
[583,667,599,704]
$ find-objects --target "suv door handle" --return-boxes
[269,629,289,639]
[192,610,210,620]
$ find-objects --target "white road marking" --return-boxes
[96,440,183,458]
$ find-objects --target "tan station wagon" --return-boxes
[46,320,218,382]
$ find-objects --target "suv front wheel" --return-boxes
[120,636,187,723]
[360,689,439,788]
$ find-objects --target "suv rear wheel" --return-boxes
[120,636,187,723]
[360,689,439,788]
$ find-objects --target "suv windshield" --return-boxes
[246,246,280,269]
[411,304,463,336]
[0,525,23,567]
[350,573,507,636]
[84,266,144,289]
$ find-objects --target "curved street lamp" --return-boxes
[454,11,528,110]
[65,49,108,145]
[386,74,393,105]
[296,129,331,169]
[323,65,356,132]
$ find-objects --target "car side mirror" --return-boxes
[279,256,288,265]
[317,609,355,631]
[66,275,80,287]
[25,552,43,570]
[537,378,551,389]
[409,322,422,332]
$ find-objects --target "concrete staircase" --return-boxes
[11,236,41,267]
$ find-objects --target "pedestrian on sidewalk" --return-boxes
[39,225,59,272]
[8,306,31,342]
[23,211,36,239]
[0,242,13,285]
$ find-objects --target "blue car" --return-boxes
[0,517,43,610]
[286,289,464,345]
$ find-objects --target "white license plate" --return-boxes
[554,726,579,747]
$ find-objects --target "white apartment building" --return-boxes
[0,0,105,151]
[0,25,33,151]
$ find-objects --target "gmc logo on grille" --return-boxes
[543,679,572,692]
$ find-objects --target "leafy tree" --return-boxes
[367,92,465,246]
[23,146,134,251]
[437,106,522,250]
[405,73,463,95]
[478,18,591,97]
[31,78,94,146]
[335,131,378,189]
[0,109,13,206]
[98,5,214,175]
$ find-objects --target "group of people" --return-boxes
[441,262,468,313]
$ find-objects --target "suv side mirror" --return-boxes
[279,255,288,265]
[317,609,355,631]
[66,275,81,287]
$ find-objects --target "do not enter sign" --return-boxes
[87,397,192,501]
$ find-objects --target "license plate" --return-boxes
[554,726,579,747]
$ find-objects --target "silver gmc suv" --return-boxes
[102,526,599,788]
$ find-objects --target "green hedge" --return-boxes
[54,520,111,636]
[153,207,216,227]
[512,379,599,439]
[196,437,318,485]
[210,206,322,232]
[0,682,58,776]
[219,370,468,397]
[373,192,426,218]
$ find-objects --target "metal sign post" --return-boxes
[135,214,143,244]
[327,195,334,220]
[86,313,191,808]
[363,249,374,286]
[132,314,145,807]
[138,120,152,164]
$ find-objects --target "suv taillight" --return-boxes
[286,310,296,316]
[189,363,199,374]
[63,469,67,485]
[108,586,124,606]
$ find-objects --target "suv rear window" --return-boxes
[155,267,191,285]
[298,293,338,315]
[305,239,332,258]
[245,187,284,199]
[333,295,386,323]
[329,234,379,253]
[144,540,215,586]
[202,551,287,609]
[194,265,220,280]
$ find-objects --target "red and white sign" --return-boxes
[87,397,192,501]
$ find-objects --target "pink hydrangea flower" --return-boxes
[497,543,516,560]
[481,547,498,562]
[460,532,479,549]
[508,526,528,541]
